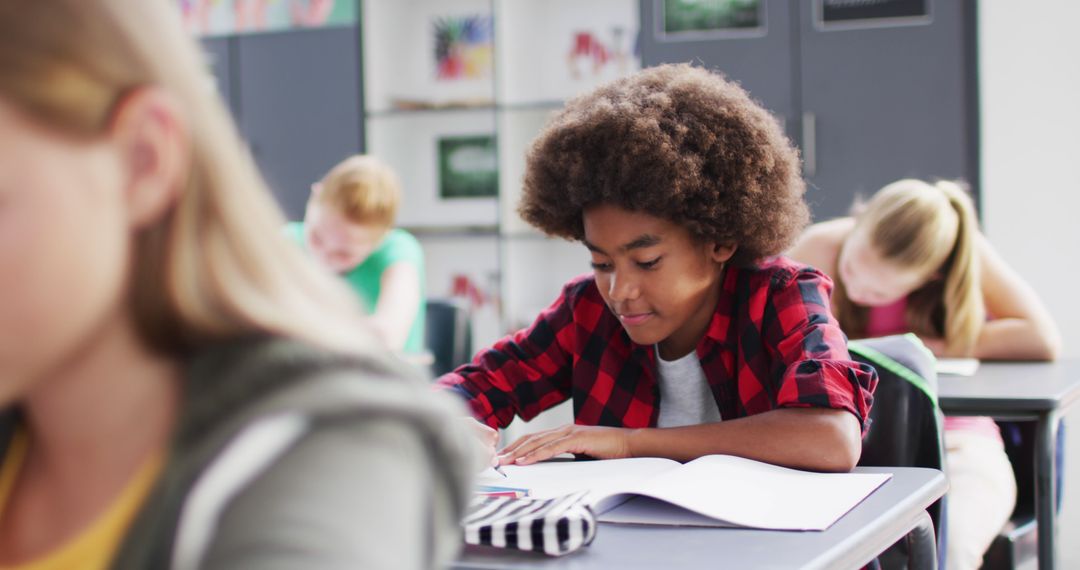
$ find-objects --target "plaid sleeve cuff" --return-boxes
[435,375,505,429]
[775,359,877,434]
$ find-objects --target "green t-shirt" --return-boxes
[286,222,426,354]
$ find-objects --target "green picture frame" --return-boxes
[660,0,762,37]
[438,135,499,199]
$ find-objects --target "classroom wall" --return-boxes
[979,1,1080,566]
[979,2,1080,359]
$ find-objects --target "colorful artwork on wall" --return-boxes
[566,26,636,80]
[438,135,498,199]
[179,0,356,37]
[433,15,494,81]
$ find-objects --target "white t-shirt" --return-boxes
[655,347,722,428]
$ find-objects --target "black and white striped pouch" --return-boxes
[462,491,597,556]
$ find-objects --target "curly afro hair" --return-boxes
[519,63,808,266]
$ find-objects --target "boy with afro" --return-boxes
[437,64,877,472]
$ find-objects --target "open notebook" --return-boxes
[477,455,891,531]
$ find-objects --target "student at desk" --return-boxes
[437,64,878,474]
[0,1,473,568]
[788,179,1062,570]
[286,155,427,355]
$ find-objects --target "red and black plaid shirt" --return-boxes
[437,256,877,432]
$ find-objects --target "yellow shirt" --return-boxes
[0,430,163,570]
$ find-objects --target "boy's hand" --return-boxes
[464,417,500,468]
[497,424,633,466]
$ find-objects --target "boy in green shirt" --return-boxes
[286,155,426,353]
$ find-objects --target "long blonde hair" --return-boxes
[834,179,985,355]
[0,0,373,355]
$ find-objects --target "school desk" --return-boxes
[938,359,1080,570]
[454,466,946,570]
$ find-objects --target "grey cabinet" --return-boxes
[640,0,978,220]
[235,27,364,220]
[201,26,365,221]
[639,0,798,143]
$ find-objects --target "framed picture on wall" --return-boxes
[495,0,640,106]
[433,14,494,82]
[814,0,931,31]
[438,135,499,199]
[656,0,765,41]
[366,110,498,229]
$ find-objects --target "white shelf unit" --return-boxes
[361,0,639,348]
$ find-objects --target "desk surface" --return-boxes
[454,467,946,570]
[937,359,1080,415]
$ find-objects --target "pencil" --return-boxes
[477,485,530,495]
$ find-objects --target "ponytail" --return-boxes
[933,181,985,355]
[838,179,985,355]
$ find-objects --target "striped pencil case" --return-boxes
[462,491,597,556]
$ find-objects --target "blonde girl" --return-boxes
[789,178,1060,570]
[0,1,472,569]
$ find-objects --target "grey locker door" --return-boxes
[638,0,798,144]
[235,27,363,220]
[797,0,977,220]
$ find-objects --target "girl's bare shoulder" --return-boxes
[788,218,854,274]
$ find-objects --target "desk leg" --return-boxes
[1036,411,1059,570]
[907,509,938,570]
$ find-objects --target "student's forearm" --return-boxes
[974,318,1061,361]
[366,314,410,351]
[627,408,862,472]
[371,262,421,351]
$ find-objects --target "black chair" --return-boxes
[981,420,1066,570]
[424,298,473,377]
[850,335,945,570]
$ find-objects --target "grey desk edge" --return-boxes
[454,467,947,570]
[936,360,1080,570]
[937,360,1080,416]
